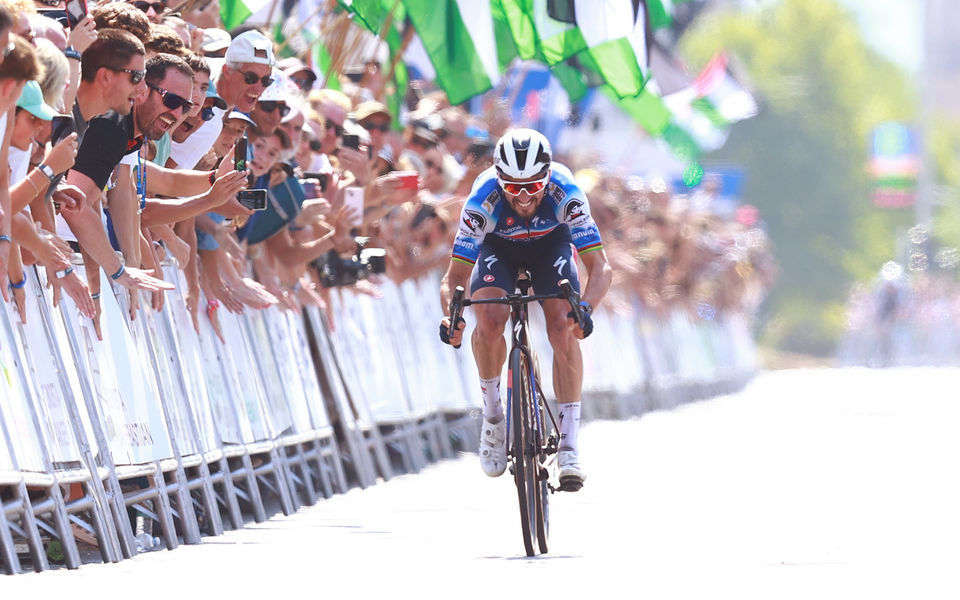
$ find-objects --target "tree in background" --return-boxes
[679,0,915,355]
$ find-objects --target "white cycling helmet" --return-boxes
[494,128,552,180]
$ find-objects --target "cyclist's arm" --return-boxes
[440,257,473,318]
[578,246,613,311]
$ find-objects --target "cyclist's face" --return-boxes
[500,171,550,219]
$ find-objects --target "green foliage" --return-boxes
[678,0,916,354]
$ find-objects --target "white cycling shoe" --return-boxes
[557,448,586,491]
[479,417,507,477]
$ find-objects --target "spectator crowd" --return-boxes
[0,0,776,349]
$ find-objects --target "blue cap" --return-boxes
[205,79,228,110]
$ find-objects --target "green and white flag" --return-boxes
[401,0,502,105]
[500,0,650,99]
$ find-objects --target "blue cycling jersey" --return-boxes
[451,162,604,266]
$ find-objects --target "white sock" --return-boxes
[479,375,503,421]
[558,401,581,452]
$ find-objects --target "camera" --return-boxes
[315,237,387,288]
[237,189,267,211]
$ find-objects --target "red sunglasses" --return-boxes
[500,175,549,195]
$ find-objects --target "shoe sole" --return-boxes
[558,475,583,492]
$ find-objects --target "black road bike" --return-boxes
[449,272,589,556]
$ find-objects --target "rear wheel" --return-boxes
[510,347,537,556]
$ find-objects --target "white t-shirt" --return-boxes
[168,107,224,169]
[8,145,29,184]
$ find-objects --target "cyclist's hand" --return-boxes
[567,301,594,339]
[439,316,465,348]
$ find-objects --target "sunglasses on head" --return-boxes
[325,120,344,137]
[258,101,290,117]
[108,67,145,84]
[147,81,195,113]
[361,122,389,133]
[239,70,273,88]
[500,173,549,196]
[132,1,166,12]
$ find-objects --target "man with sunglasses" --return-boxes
[249,77,288,137]
[126,0,167,25]
[56,28,173,297]
[439,128,613,491]
[168,29,274,171]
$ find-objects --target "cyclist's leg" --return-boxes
[469,243,517,477]
[528,233,586,487]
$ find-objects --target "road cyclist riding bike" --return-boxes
[439,128,613,491]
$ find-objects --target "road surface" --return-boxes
[7,368,960,598]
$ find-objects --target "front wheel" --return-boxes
[509,347,538,556]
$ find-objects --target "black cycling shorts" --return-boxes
[469,227,581,297]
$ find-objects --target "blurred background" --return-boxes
[237,0,955,366]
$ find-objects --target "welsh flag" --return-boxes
[401,0,503,105]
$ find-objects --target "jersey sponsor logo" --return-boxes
[482,191,498,213]
[483,254,499,270]
[551,184,567,204]
[505,217,515,226]
[564,198,586,222]
[572,229,594,240]
[553,256,567,276]
[483,274,495,283]
[462,209,487,233]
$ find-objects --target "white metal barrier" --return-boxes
[1,265,756,575]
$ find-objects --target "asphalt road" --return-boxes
[7,368,960,598]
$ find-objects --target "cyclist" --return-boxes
[439,128,612,490]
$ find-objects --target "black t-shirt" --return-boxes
[72,109,142,190]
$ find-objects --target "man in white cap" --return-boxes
[168,29,274,169]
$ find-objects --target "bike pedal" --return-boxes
[558,476,583,492]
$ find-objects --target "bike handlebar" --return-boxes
[448,279,586,340]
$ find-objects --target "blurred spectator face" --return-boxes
[137,67,194,140]
[182,0,220,29]
[212,115,248,157]
[128,0,167,24]
[278,109,303,153]
[295,132,317,170]
[359,115,389,153]
[30,14,67,49]
[318,102,344,155]
[251,99,287,135]
[249,131,282,177]
[220,61,271,112]
[421,147,445,194]
[163,16,192,46]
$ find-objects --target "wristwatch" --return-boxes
[37,163,56,182]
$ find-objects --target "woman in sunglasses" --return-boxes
[438,128,613,490]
